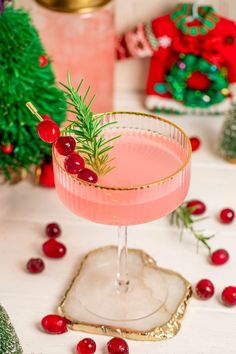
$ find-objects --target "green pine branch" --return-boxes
[170,201,214,253]
[61,74,120,176]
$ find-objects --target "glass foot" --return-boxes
[58,246,192,341]
[77,256,168,321]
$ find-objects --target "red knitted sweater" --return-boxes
[117,3,236,114]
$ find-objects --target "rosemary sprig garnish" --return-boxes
[61,74,120,176]
[170,201,214,254]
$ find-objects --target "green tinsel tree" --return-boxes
[219,103,236,163]
[0,304,23,354]
[0,4,66,181]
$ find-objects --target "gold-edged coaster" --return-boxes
[58,246,192,341]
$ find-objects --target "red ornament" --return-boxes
[186,199,206,215]
[64,152,85,174]
[1,143,14,154]
[107,337,129,354]
[190,137,201,152]
[42,239,66,258]
[37,120,60,143]
[39,54,48,67]
[41,314,68,334]
[221,286,236,306]
[26,258,45,273]
[39,161,55,188]
[219,208,235,224]
[210,249,229,266]
[45,223,61,238]
[76,338,96,354]
[55,136,76,156]
[195,279,215,300]
[77,168,98,184]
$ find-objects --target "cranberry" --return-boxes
[190,136,201,152]
[55,136,76,156]
[107,337,129,354]
[195,279,215,300]
[77,168,98,184]
[186,199,206,215]
[41,314,67,334]
[211,249,229,266]
[219,208,235,224]
[39,54,48,67]
[1,144,14,154]
[37,120,60,143]
[26,258,45,273]
[45,223,61,238]
[64,152,85,174]
[76,338,96,354]
[42,114,52,121]
[42,239,66,258]
[221,286,236,306]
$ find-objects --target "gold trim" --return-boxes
[53,111,192,191]
[35,0,112,13]
[58,246,192,341]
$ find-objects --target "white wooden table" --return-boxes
[1,92,236,354]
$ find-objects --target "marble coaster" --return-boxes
[58,246,192,341]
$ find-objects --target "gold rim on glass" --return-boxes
[53,112,192,191]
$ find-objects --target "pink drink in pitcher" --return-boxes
[26,0,115,113]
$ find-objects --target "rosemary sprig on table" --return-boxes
[170,202,214,254]
[61,74,120,176]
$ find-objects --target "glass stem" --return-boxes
[116,226,129,293]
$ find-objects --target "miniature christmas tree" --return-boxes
[219,103,236,163]
[0,3,66,181]
[0,304,23,354]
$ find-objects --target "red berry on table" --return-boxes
[42,114,52,121]
[195,279,215,300]
[41,314,67,334]
[37,120,60,143]
[107,337,129,354]
[39,54,48,67]
[77,168,98,184]
[219,208,235,224]
[76,338,96,354]
[221,286,236,306]
[190,136,201,152]
[45,222,61,238]
[186,199,206,215]
[210,249,229,266]
[26,258,45,273]
[1,143,14,154]
[64,152,85,174]
[55,136,76,156]
[42,239,66,258]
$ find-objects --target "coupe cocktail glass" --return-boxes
[52,112,191,322]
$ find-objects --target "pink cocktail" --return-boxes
[53,112,191,322]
